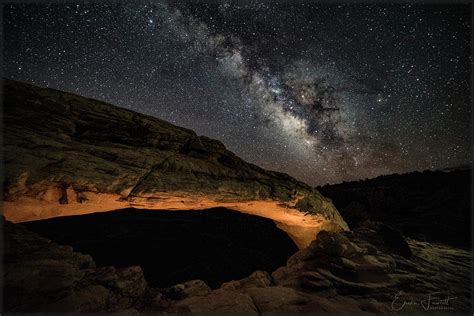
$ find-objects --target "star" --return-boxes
[3,2,470,185]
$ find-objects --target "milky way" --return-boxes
[4,2,471,185]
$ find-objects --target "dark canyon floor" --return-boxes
[4,210,472,314]
[23,208,298,289]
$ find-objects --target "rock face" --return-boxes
[168,221,472,313]
[318,169,471,248]
[3,79,347,248]
[4,219,471,313]
[4,220,147,313]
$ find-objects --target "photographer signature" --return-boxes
[391,292,457,311]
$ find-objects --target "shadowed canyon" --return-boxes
[23,208,299,289]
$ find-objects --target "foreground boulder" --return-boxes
[3,220,146,313]
[3,79,347,248]
[165,221,472,313]
[4,219,471,313]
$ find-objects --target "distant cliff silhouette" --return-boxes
[319,169,471,249]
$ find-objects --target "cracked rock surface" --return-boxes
[3,79,346,232]
[165,221,471,313]
[4,219,471,313]
[4,220,146,313]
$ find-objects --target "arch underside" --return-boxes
[3,191,343,249]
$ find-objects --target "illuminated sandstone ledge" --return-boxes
[3,80,349,250]
[3,190,345,249]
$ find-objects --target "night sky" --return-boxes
[4,2,471,185]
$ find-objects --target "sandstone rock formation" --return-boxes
[167,221,471,313]
[5,219,471,313]
[3,79,347,248]
[4,220,147,313]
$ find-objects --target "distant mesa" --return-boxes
[318,168,471,249]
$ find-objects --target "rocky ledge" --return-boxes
[3,79,347,248]
[4,219,471,313]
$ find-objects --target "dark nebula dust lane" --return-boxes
[4,2,471,185]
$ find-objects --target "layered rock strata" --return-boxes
[3,79,347,248]
[5,219,471,313]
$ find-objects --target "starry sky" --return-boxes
[4,2,471,185]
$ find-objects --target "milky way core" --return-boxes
[4,2,471,185]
